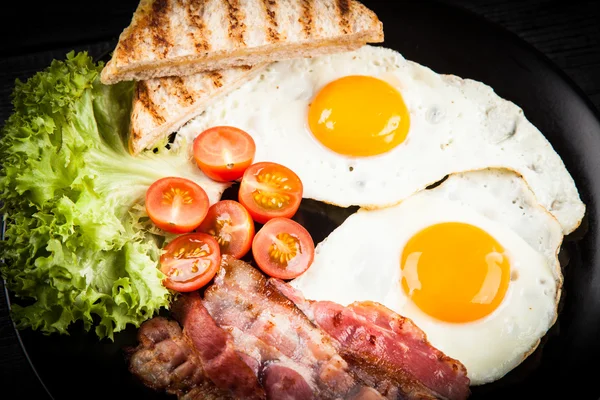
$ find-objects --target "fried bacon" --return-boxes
[271,280,471,400]
[128,256,470,400]
[127,317,231,399]
[203,256,361,399]
[172,291,266,400]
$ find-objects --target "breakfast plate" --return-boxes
[4,0,600,399]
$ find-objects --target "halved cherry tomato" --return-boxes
[197,200,255,259]
[238,162,303,224]
[159,233,221,292]
[145,177,209,234]
[252,217,314,280]
[193,126,256,182]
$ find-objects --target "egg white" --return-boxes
[290,169,563,385]
[176,45,584,235]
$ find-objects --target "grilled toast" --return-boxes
[101,0,383,84]
[129,64,266,154]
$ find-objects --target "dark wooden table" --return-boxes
[1,0,599,398]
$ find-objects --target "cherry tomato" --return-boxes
[252,218,314,280]
[159,233,221,292]
[197,200,255,259]
[193,126,256,182]
[238,162,303,224]
[145,177,210,234]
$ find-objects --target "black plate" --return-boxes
[8,0,600,399]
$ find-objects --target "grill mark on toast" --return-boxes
[298,0,314,38]
[118,1,155,63]
[336,0,351,34]
[118,29,138,62]
[134,81,166,136]
[224,0,246,47]
[170,77,195,106]
[209,71,224,88]
[261,0,280,43]
[186,0,211,52]
[149,0,173,58]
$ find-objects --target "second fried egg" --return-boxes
[290,168,563,385]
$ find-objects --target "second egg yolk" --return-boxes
[308,76,410,157]
[400,222,511,323]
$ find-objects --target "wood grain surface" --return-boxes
[1,0,599,399]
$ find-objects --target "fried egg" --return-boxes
[290,168,563,385]
[176,45,584,234]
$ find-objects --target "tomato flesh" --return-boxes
[193,126,256,182]
[146,177,210,234]
[159,233,221,292]
[252,217,314,280]
[197,200,255,259]
[239,162,303,224]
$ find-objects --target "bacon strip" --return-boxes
[351,301,470,398]
[127,316,232,399]
[129,257,469,400]
[225,325,316,390]
[172,292,266,400]
[203,256,365,399]
[270,281,471,400]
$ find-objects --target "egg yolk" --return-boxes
[400,222,510,323]
[308,76,410,157]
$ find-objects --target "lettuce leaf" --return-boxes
[0,51,224,339]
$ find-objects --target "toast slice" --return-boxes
[101,0,383,84]
[129,63,266,154]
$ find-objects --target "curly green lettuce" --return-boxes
[0,51,222,339]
